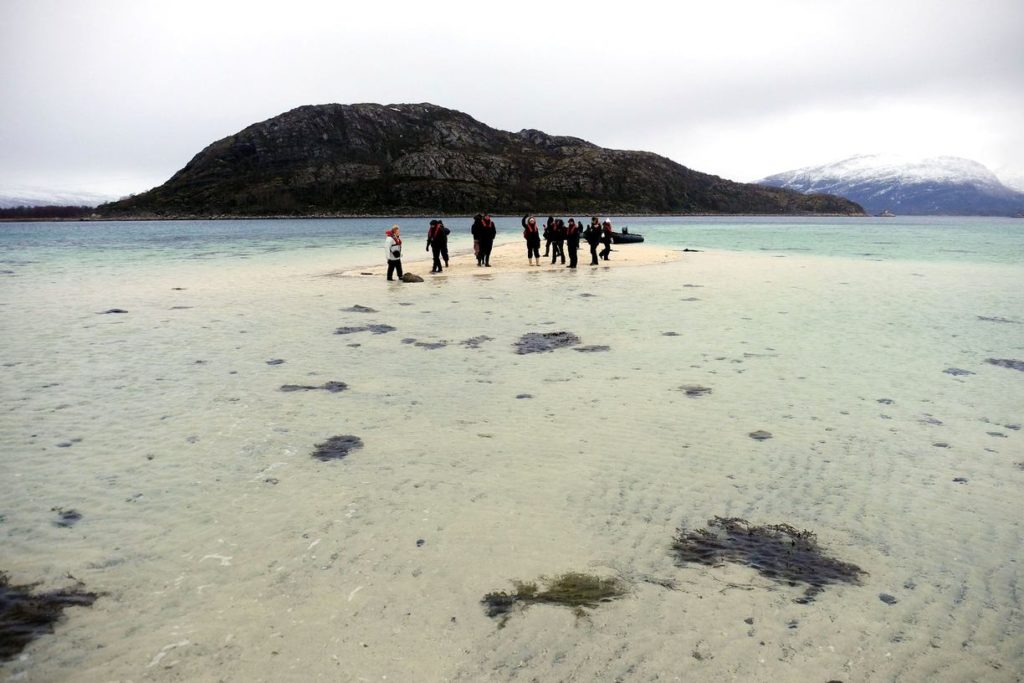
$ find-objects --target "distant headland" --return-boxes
[96,103,864,219]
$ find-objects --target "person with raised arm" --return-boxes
[522,215,541,265]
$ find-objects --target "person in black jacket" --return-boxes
[471,214,484,266]
[542,216,555,257]
[550,219,566,264]
[600,219,613,261]
[584,216,602,265]
[426,219,450,273]
[477,213,497,266]
[565,218,580,268]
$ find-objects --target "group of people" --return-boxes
[522,215,613,268]
[384,215,615,280]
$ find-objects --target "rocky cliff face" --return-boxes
[100,103,864,217]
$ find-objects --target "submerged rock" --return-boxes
[311,434,364,461]
[0,571,98,661]
[342,305,377,313]
[943,368,975,376]
[266,358,285,366]
[879,593,898,605]
[748,430,773,441]
[513,331,581,354]
[986,358,1024,372]
[671,517,865,603]
[680,385,712,398]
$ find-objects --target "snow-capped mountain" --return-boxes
[758,154,1024,216]
[0,188,118,209]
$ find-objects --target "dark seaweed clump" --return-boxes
[334,324,396,335]
[680,385,712,398]
[513,331,581,354]
[311,435,364,461]
[482,572,626,626]
[574,345,611,353]
[1,571,98,661]
[280,381,348,393]
[986,358,1024,372]
[671,517,865,603]
[51,507,81,527]
[462,335,494,348]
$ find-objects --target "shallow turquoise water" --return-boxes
[1,217,1022,681]
[2,215,1022,266]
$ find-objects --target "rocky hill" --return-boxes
[99,103,864,217]
[758,154,1024,216]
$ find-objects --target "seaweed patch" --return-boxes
[574,345,610,353]
[334,324,397,336]
[462,335,494,349]
[51,507,82,527]
[680,385,712,398]
[513,331,581,354]
[986,358,1024,372]
[311,435,363,461]
[671,517,865,603]
[1,571,98,661]
[280,381,348,393]
[482,572,626,626]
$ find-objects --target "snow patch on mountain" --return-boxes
[0,187,118,209]
[758,154,1024,216]
[765,154,1001,190]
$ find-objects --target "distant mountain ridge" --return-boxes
[0,188,116,209]
[99,103,863,217]
[758,154,1024,216]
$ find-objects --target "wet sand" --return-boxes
[333,241,682,279]
[1,244,1022,682]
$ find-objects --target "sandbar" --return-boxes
[331,241,681,278]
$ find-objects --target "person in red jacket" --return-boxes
[565,218,580,268]
[426,219,449,273]
[477,214,497,267]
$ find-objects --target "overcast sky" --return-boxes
[2,0,1023,201]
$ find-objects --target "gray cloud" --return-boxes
[2,0,1022,198]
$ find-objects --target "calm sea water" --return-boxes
[1,216,1022,682]
[1,215,1022,266]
